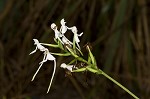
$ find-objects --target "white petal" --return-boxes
[60,26,67,34]
[29,50,36,55]
[60,19,68,34]
[70,26,77,34]
[60,63,67,68]
[46,50,55,61]
[60,18,66,25]
[51,23,63,39]
[51,23,56,30]
[60,63,74,72]
[78,32,83,36]
[30,39,47,54]
[66,66,73,72]
[74,33,80,43]
[33,39,39,44]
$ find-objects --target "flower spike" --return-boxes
[29,19,140,99]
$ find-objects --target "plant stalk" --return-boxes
[99,70,139,99]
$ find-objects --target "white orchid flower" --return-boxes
[60,18,68,34]
[29,39,47,55]
[29,39,56,93]
[51,23,63,44]
[60,63,74,72]
[68,26,83,49]
[59,19,73,46]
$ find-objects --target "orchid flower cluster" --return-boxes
[29,19,84,93]
[29,19,139,99]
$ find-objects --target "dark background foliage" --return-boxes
[0,0,150,99]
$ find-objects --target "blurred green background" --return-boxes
[0,0,149,99]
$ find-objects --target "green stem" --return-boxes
[99,70,139,99]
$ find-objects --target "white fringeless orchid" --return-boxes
[29,19,139,99]
[51,23,63,44]
[60,18,68,34]
[29,39,47,55]
[60,63,74,72]
[60,19,73,46]
[29,39,56,93]
[68,26,83,49]
[51,21,73,46]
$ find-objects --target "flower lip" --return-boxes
[60,63,74,72]
[44,50,55,60]
[60,63,67,68]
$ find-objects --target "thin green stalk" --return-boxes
[99,70,139,99]
[41,43,59,48]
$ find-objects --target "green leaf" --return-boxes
[68,59,77,65]
[88,54,91,63]
[66,46,78,58]
[54,38,57,43]
[51,52,71,56]
[41,43,59,48]
[87,46,97,67]
[72,67,86,72]
[77,57,89,64]
[58,39,64,50]
[73,36,76,50]
[76,47,83,56]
